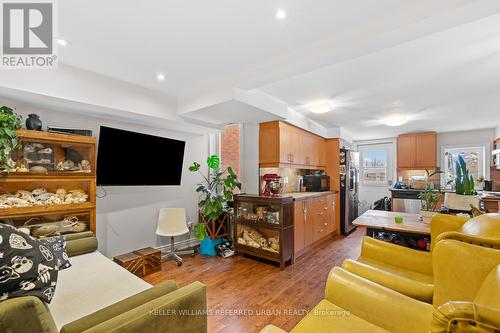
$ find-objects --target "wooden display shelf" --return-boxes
[0,171,94,178]
[235,218,282,230]
[0,130,97,234]
[236,243,281,260]
[0,202,95,218]
[234,195,293,270]
[16,129,96,145]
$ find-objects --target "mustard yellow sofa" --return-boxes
[341,213,500,302]
[261,238,500,333]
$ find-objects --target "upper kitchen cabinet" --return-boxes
[259,121,326,169]
[397,132,437,169]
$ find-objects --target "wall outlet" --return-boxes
[283,177,289,184]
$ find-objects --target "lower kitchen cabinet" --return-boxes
[293,193,336,260]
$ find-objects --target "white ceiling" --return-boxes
[260,12,500,139]
[17,1,500,139]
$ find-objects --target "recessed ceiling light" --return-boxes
[156,73,165,81]
[383,113,410,126]
[305,100,335,114]
[55,38,71,46]
[275,9,287,20]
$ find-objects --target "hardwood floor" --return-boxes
[144,227,365,333]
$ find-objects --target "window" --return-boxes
[361,150,388,185]
[443,146,486,186]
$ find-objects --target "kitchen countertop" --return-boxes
[284,191,337,201]
[391,188,500,195]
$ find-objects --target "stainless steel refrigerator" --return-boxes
[340,148,359,235]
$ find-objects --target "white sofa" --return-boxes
[49,251,151,329]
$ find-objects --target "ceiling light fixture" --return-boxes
[275,9,287,20]
[383,113,410,127]
[305,100,335,114]
[55,38,71,46]
[156,73,165,81]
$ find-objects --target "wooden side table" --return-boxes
[113,247,162,277]
[134,247,161,276]
[113,252,144,277]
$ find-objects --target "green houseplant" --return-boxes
[0,106,22,172]
[189,155,241,255]
[418,169,443,223]
[444,154,480,211]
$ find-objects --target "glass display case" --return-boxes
[234,195,293,270]
[5,130,96,175]
[3,211,92,238]
[0,129,97,234]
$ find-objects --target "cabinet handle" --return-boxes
[324,223,328,226]
[324,207,328,210]
[292,154,294,163]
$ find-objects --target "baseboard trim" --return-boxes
[155,237,199,259]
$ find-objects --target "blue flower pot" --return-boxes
[199,238,223,256]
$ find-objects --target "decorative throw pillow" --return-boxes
[39,236,71,270]
[0,224,59,303]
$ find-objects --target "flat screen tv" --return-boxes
[97,126,185,186]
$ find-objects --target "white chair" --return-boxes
[156,208,194,266]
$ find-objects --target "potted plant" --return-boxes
[418,169,443,224]
[189,155,241,256]
[444,154,480,211]
[0,106,22,172]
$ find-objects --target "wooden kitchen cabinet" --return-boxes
[293,200,306,255]
[293,193,337,260]
[415,132,437,168]
[326,193,336,234]
[259,121,326,169]
[397,132,437,169]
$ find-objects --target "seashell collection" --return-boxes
[23,215,88,238]
[237,225,279,253]
[0,188,89,209]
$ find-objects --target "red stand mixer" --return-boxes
[262,174,282,196]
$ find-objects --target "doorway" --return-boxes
[356,142,394,213]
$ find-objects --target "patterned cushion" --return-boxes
[0,224,59,303]
[40,237,71,270]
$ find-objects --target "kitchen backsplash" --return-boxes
[259,167,322,193]
[397,169,441,189]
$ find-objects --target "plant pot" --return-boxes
[444,193,480,211]
[420,210,437,224]
[199,237,223,256]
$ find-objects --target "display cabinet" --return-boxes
[5,129,96,176]
[234,194,293,270]
[0,130,96,236]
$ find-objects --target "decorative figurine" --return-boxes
[26,114,42,131]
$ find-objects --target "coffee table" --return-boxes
[353,210,430,251]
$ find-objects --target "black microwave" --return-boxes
[303,175,330,192]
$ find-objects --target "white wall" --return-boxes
[6,101,209,258]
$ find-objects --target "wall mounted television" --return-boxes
[97,126,185,186]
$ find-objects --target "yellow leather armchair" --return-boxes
[261,239,500,333]
[341,213,500,302]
